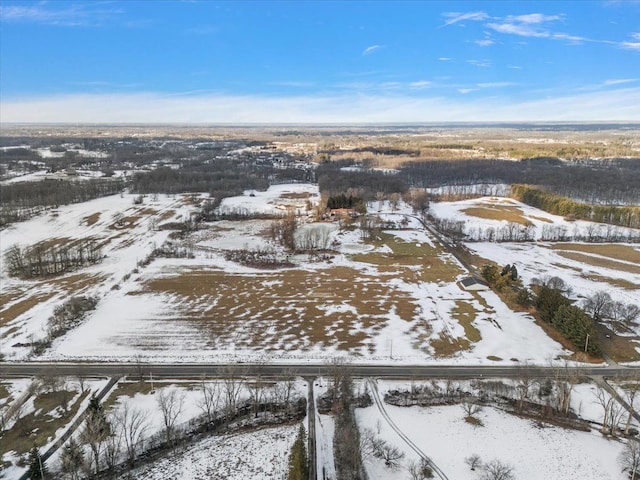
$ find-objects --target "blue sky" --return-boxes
[1,0,639,122]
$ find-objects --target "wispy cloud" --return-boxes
[3,88,639,122]
[362,45,382,56]
[475,39,495,47]
[458,88,476,94]
[486,15,587,44]
[0,3,125,27]
[620,33,640,50]
[445,10,591,45]
[476,82,516,88]
[466,59,492,68]
[438,57,452,61]
[442,11,489,27]
[409,81,432,89]
[603,78,637,85]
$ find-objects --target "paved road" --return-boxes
[0,362,635,379]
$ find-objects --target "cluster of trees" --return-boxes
[130,165,269,196]
[326,362,367,480]
[511,184,640,229]
[4,239,103,279]
[0,179,123,226]
[317,161,408,201]
[224,248,294,269]
[532,281,600,356]
[326,193,365,211]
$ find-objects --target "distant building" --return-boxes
[326,208,358,220]
[460,276,489,291]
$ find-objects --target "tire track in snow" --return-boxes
[367,379,449,480]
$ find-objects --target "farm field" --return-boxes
[0,184,574,364]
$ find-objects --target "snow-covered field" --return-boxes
[356,379,628,480]
[2,184,568,364]
[431,196,640,341]
[9,185,639,365]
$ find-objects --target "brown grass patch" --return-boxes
[430,332,471,357]
[45,272,107,293]
[486,355,503,361]
[158,209,176,221]
[136,264,423,352]
[83,212,101,226]
[550,243,640,264]
[0,389,89,457]
[0,292,56,327]
[353,234,464,283]
[596,323,640,363]
[464,416,484,426]
[580,274,639,290]
[555,251,640,275]
[280,192,310,200]
[450,301,482,342]
[461,205,533,226]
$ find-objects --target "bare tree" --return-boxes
[198,378,222,424]
[620,440,640,480]
[594,383,616,435]
[156,388,185,444]
[462,399,483,419]
[375,442,405,470]
[583,291,613,322]
[465,453,483,471]
[407,458,434,479]
[273,369,297,414]
[113,403,149,467]
[102,418,122,472]
[516,361,534,411]
[222,367,246,415]
[481,459,515,480]
[359,428,383,461]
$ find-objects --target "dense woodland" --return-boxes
[0,179,124,226]
[400,157,640,204]
[1,134,639,231]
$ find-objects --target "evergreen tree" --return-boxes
[288,424,309,480]
[26,447,48,480]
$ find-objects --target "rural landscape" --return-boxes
[0,123,639,480]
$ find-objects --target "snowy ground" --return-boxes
[5,185,620,365]
[117,423,299,480]
[356,379,628,480]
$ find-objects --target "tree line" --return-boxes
[400,157,640,205]
[4,239,103,279]
[0,179,124,227]
[511,184,640,229]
